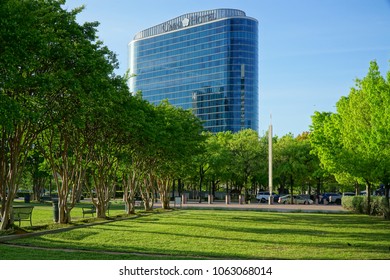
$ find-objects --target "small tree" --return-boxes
[274,134,311,203]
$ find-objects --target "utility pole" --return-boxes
[269,115,273,205]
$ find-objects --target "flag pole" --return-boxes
[268,114,273,205]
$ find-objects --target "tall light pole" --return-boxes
[268,115,273,205]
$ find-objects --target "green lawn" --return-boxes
[2,209,390,260]
[5,200,130,230]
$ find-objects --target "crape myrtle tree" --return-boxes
[122,99,160,212]
[8,0,126,224]
[85,75,131,218]
[119,94,156,215]
[119,98,205,212]
[42,21,123,222]
[25,149,50,201]
[310,61,390,215]
[0,0,78,229]
[154,101,205,209]
[117,92,162,213]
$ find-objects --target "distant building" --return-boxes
[129,9,258,133]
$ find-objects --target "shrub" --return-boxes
[341,196,353,210]
[342,195,390,218]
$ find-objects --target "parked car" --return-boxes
[328,193,342,205]
[342,192,355,196]
[320,193,342,205]
[278,194,313,205]
[256,192,279,203]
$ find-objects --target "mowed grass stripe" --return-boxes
[4,210,390,260]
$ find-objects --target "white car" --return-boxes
[278,194,313,205]
[343,192,355,196]
[256,192,279,203]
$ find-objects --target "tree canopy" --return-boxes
[310,61,390,213]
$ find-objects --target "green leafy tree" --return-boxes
[204,131,233,197]
[228,129,263,198]
[154,101,205,209]
[273,134,311,202]
[0,0,127,224]
[25,149,50,201]
[0,0,71,229]
[118,94,155,214]
[311,61,390,215]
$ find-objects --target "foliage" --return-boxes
[153,101,206,209]
[273,133,316,199]
[342,196,390,218]
[310,61,390,214]
[1,0,72,229]
[228,129,264,194]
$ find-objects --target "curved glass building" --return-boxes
[129,9,258,133]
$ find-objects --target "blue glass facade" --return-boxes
[129,9,258,133]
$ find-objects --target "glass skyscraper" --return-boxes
[129,9,258,133]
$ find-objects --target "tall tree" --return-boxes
[228,129,263,198]
[1,0,70,229]
[0,0,127,225]
[85,75,131,218]
[153,101,205,209]
[310,61,390,214]
[118,95,155,214]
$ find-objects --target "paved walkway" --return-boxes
[172,200,348,213]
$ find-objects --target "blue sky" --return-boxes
[63,0,390,137]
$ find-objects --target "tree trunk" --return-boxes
[384,184,390,219]
[365,180,371,215]
[0,128,31,229]
[316,177,321,202]
[45,134,85,224]
[0,199,14,230]
[95,202,107,218]
[90,153,117,219]
[178,178,182,197]
[141,174,155,211]
[123,171,137,215]
[157,177,171,209]
[354,181,360,196]
[58,188,71,224]
[211,180,219,198]
[290,175,294,204]
[198,165,204,203]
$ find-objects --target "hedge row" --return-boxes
[342,196,390,218]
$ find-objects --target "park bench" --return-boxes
[13,206,34,226]
[82,203,111,218]
[82,205,96,217]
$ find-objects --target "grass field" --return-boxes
[2,208,390,260]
